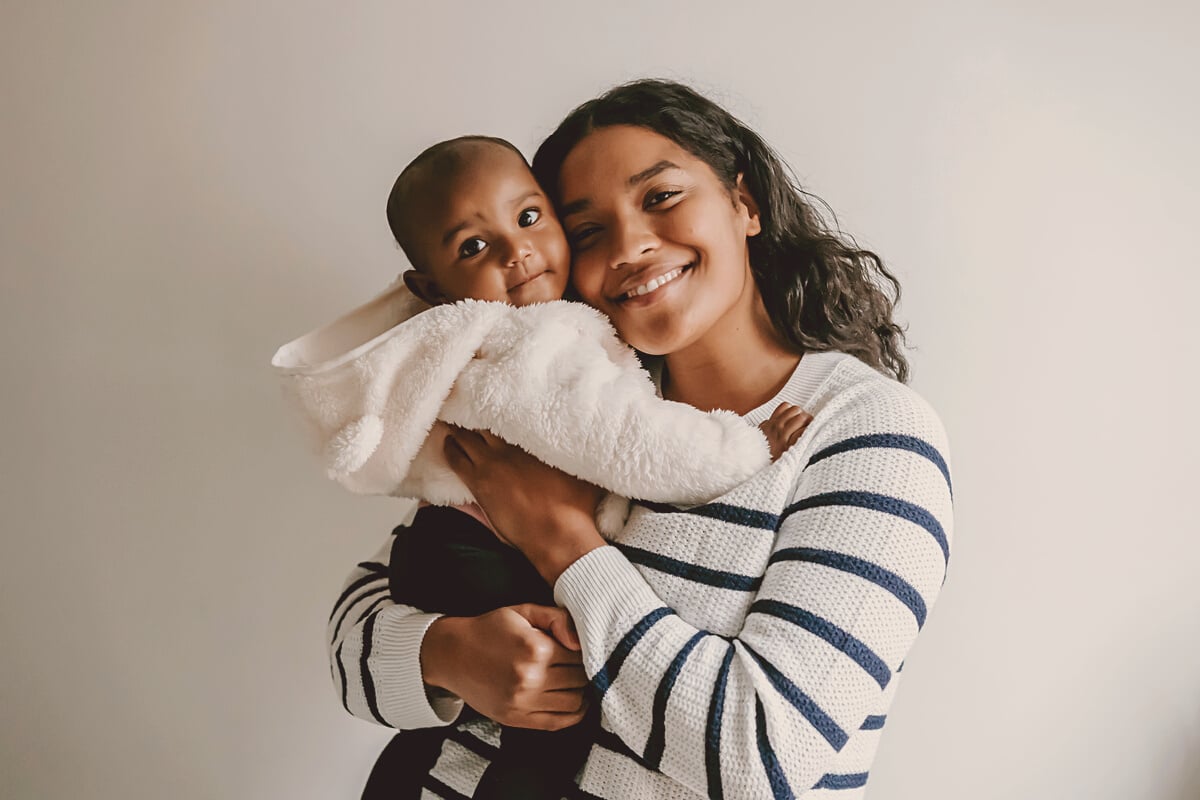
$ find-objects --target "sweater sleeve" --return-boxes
[327,532,464,730]
[553,382,953,797]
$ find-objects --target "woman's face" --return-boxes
[557,125,762,357]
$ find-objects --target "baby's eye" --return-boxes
[517,208,541,227]
[458,237,487,259]
[645,190,681,208]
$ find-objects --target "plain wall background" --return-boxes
[3,2,1198,798]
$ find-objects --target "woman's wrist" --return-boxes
[526,513,606,586]
[420,616,464,693]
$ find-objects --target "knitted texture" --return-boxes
[272,279,770,517]
[327,352,953,799]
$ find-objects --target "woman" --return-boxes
[330,79,953,799]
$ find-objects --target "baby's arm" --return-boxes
[758,402,814,461]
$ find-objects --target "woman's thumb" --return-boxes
[513,603,581,651]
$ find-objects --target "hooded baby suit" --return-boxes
[271,278,771,535]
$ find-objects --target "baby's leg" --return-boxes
[389,504,552,613]
[390,505,592,799]
[473,703,600,800]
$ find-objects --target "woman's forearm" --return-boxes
[327,535,463,729]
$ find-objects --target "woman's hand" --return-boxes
[444,427,607,585]
[422,604,589,731]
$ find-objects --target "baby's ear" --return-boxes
[403,270,446,306]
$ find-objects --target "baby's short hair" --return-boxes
[386,135,526,271]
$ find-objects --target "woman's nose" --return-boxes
[607,215,658,270]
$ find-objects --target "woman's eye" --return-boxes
[458,238,487,258]
[646,190,681,208]
[569,226,600,249]
[517,208,541,227]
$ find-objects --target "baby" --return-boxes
[274,136,811,799]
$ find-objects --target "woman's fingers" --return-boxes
[535,684,591,712]
[524,706,591,731]
[546,663,590,690]
[511,603,581,651]
[445,427,523,479]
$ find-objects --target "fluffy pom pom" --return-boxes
[326,414,384,479]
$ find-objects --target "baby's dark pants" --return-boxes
[360,505,597,800]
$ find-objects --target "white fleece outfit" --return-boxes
[271,278,771,532]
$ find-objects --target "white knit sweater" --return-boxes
[327,352,953,799]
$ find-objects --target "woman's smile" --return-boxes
[615,263,692,304]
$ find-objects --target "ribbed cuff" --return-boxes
[370,609,463,728]
[553,546,664,667]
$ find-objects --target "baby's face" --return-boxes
[410,146,569,306]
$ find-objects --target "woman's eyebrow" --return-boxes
[561,161,681,219]
[628,160,679,187]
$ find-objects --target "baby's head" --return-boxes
[387,136,570,306]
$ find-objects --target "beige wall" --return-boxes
[2,2,1198,798]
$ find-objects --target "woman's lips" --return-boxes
[615,264,692,305]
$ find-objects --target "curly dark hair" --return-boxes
[532,79,910,383]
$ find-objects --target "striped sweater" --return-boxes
[327,351,953,799]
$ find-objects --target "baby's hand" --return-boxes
[759,402,814,462]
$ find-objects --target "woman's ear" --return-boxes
[734,173,762,238]
[403,269,446,306]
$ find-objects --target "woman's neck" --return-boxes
[661,292,802,415]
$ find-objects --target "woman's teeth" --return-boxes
[625,267,685,299]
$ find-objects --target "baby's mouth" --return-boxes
[509,271,548,293]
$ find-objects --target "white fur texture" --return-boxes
[272,278,770,515]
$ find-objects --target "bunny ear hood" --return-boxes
[272,277,770,509]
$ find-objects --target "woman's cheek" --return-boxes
[570,254,606,305]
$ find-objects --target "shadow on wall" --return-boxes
[1172,759,1200,800]
[1169,723,1200,800]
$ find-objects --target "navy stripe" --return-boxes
[751,599,892,689]
[593,607,673,697]
[634,500,779,531]
[422,775,469,800]
[360,612,388,726]
[357,594,389,626]
[565,786,606,800]
[770,547,927,627]
[784,491,949,564]
[809,433,952,495]
[742,644,848,750]
[705,647,736,800]
[755,696,795,800]
[332,584,389,640]
[812,772,869,790]
[595,727,651,769]
[446,727,498,760]
[636,500,682,514]
[860,714,887,730]
[690,503,779,530]
[329,572,384,622]
[356,560,388,575]
[645,631,707,768]
[617,544,762,592]
[335,641,349,712]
